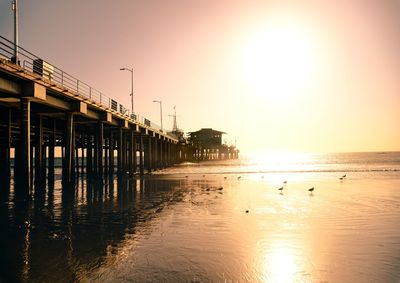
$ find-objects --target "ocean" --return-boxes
[1,151,399,282]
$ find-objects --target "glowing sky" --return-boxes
[1,0,399,153]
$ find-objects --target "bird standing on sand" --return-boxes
[237,176,241,180]
[283,181,287,184]
[278,187,284,191]
[308,187,314,192]
[342,174,346,178]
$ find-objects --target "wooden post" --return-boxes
[87,133,92,176]
[128,130,133,177]
[109,131,114,177]
[132,131,136,175]
[117,126,123,177]
[15,98,31,197]
[153,138,158,170]
[63,113,74,185]
[139,131,144,175]
[0,108,11,190]
[104,136,108,177]
[48,120,55,188]
[144,136,151,172]
[98,121,103,179]
[93,125,98,175]
[81,141,85,176]
[122,131,127,176]
[159,139,163,168]
[34,115,43,188]
[75,145,79,178]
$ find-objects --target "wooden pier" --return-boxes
[0,35,238,199]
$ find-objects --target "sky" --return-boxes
[1,0,399,153]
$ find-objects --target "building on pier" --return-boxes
[188,128,239,160]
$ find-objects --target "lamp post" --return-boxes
[152,100,163,132]
[120,67,134,114]
[12,0,19,64]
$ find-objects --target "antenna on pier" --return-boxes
[169,105,179,132]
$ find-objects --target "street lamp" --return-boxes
[120,67,134,114]
[12,0,19,64]
[152,100,163,132]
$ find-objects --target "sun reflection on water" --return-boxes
[262,244,301,283]
[244,151,320,175]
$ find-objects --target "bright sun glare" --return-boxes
[243,23,316,102]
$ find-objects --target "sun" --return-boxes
[243,23,316,102]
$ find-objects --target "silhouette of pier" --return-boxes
[0,35,238,199]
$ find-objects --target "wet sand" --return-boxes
[88,172,400,282]
[1,167,400,282]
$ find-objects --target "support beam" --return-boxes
[153,138,158,170]
[15,98,31,198]
[139,131,144,175]
[48,120,56,188]
[0,108,11,190]
[132,131,137,175]
[109,131,114,177]
[122,131,127,175]
[63,113,74,185]
[81,142,85,177]
[128,130,133,177]
[86,133,93,176]
[117,126,123,177]
[147,137,152,172]
[104,136,108,177]
[34,115,43,188]
[97,121,104,179]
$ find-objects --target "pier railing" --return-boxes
[0,35,164,134]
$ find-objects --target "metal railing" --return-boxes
[0,35,165,135]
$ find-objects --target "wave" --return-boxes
[158,168,400,175]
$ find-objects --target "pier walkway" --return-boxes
[0,35,183,198]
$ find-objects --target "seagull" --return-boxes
[218,186,223,190]
[308,187,314,192]
[342,174,346,178]
[278,187,284,191]
[283,181,287,184]
[339,177,343,180]
[237,176,241,180]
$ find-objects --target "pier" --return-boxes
[0,35,184,198]
[0,35,238,199]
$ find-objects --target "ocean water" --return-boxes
[0,152,399,282]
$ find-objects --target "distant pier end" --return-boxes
[187,128,239,161]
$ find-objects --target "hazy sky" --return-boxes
[1,0,399,153]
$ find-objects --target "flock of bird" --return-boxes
[186,173,348,214]
[186,173,348,195]
[277,181,314,194]
[276,174,347,194]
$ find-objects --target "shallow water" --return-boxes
[1,152,400,282]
